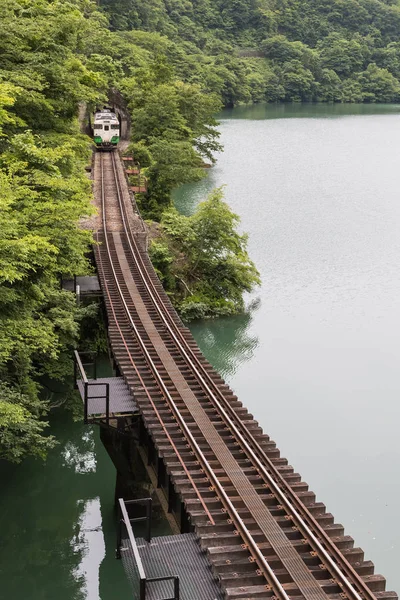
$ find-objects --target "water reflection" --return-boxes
[0,409,131,600]
[218,102,400,120]
[189,299,260,379]
[62,429,97,474]
[72,498,105,600]
[0,451,88,600]
[172,175,219,216]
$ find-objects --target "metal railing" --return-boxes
[116,498,179,600]
[73,350,110,425]
[77,350,97,380]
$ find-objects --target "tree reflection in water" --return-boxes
[62,429,97,474]
[0,408,130,600]
[189,297,260,381]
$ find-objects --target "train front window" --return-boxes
[104,125,109,131]
[111,124,119,130]
[94,124,103,130]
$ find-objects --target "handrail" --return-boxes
[118,498,146,580]
[83,382,110,425]
[144,576,179,600]
[117,498,179,600]
[79,350,98,380]
[74,350,88,384]
[125,498,152,543]
[73,351,109,424]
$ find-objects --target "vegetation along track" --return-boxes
[94,151,397,600]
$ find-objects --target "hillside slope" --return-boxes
[100,0,400,103]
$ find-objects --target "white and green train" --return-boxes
[93,108,120,149]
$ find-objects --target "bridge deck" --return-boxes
[77,377,137,417]
[121,533,223,600]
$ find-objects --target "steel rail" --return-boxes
[113,152,375,600]
[97,155,214,525]
[100,152,293,600]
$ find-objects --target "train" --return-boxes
[93,108,120,149]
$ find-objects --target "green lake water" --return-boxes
[175,102,400,593]
[1,103,400,598]
[0,408,132,600]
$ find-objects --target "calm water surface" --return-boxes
[175,103,400,591]
[0,400,134,600]
[2,104,400,599]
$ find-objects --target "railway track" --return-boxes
[94,151,396,600]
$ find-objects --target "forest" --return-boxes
[100,0,400,103]
[1,0,400,461]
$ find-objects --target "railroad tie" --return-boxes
[112,230,330,600]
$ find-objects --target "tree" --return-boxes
[145,139,206,217]
[153,188,261,320]
[374,42,400,78]
[279,60,316,101]
[357,62,400,101]
[261,35,305,63]
[317,33,370,76]
[96,0,400,111]
[120,54,221,215]
[0,1,103,462]
[0,383,56,463]
[317,68,342,101]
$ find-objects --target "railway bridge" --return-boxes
[76,151,397,600]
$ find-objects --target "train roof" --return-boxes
[94,110,118,122]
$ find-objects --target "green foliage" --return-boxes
[355,63,400,101]
[0,383,56,463]
[120,69,221,216]
[144,139,206,217]
[78,301,109,356]
[4,0,400,461]
[148,240,176,289]
[0,0,102,462]
[0,1,107,132]
[150,188,260,320]
[317,33,370,76]
[98,0,400,105]
[126,141,154,168]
